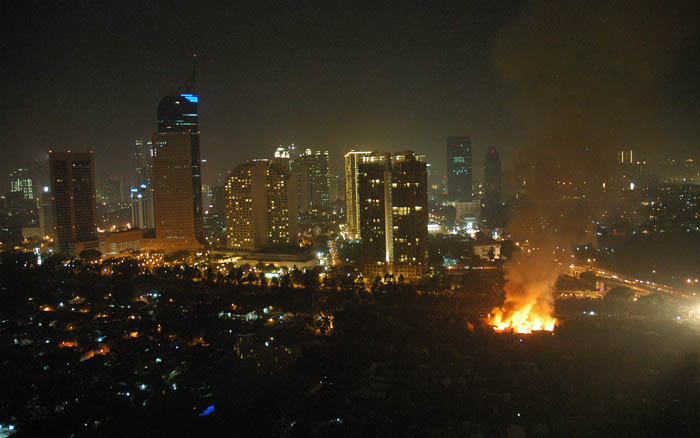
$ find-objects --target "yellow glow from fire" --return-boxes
[489,301,557,334]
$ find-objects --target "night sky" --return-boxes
[3,0,699,185]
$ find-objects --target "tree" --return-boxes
[291,267,304,286]
[371,275,382,293]
[604,286,635,314]
[280,273,292,289]
[605,286,635,302]
[79,249,102,263]
[303,268,320,290]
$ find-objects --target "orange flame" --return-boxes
[488,255,559,334]
[489,303,557,334]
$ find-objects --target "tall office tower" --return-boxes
[98,175,124,205]
[39,186,55,238]
[130,184,155,229]
[9,168,34,200]
[49,150,98,255]
[152,133,200,250]
[344,150,372,238]
[298,149,330,211]
[225,160,298,251]
[482,147,502,228]
[446,136,472,202]
[358,151,428,279]
[210,185,226,218]
[329,173,340,203]
[156,55,204,244]
[133,140,154,186]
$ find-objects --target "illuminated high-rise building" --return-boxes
[298,149,330,211]
[152,132,200,251]
[447,136,472,201]
[155,55,204,244]
[133,140,153,186]
[358,151,428,279]
[49,150,98,255]
[344,150,372,239]
[39,186,54,238]
[9,168,34,200]
[225,160,298,251]
[130,184,155,229]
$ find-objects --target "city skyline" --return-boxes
[3,3,700,436]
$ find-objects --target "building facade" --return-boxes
[358,151,428,279]
[225,160,298,251]
[39,186,54,238]
[49,150,98,255]
[446,136,472,202]
[130,184,155,229]
[9,168,34,200]
[133,139,153,187]
[298,149,330,211]
[344,150,372,239]
[151,132,201,251]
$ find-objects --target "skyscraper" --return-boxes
[130,184,154,229]
[155,55,204,244]
[358,151,428,279]
[225,160,298,251]
[446,136,472,202]
[9,168,34,200]
[39,186,54,239]
[133,140,153,186]
[298,149,330,211]
[344,150,372,239]
[152,132,200,251]
[49,150,98,255]
[482,147,502,228]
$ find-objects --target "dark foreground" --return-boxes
[2,259,700,437]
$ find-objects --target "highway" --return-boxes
[569,264,698,303]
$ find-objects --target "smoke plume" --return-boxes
[489,0,699,329]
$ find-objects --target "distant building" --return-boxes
[298,149,330,211]
[225,160,298,251]
[129,184,154,229]
[49,150,98,255]
[97,175,124,205]
[344,150,372,239]
[473,241,501,261]
[456,200,481,225]
[39,186,54,238]
[133,139,153,187]
[482,147,502,227]
[329,173,341,203]
[9,168,34,200]
[99,228,148,256]
[358,151,428,279]
[447,136,472,202]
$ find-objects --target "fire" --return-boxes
[488,252,559,334]
[489,303,557,334]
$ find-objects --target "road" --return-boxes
[569,264,698,303]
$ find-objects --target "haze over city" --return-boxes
[3,0,699,183]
